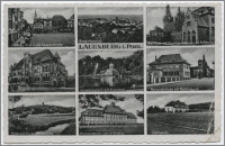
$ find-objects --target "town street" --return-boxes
[147,78,214,91]
[30,33,74,46]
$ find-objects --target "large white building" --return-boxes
[80,102,137,125]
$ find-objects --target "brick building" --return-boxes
[190,54,214,78]
[8,8,26,46]
[182,7,215,44]
[147,54,190,84]
[9,49,68,87]
[80,102,137,125]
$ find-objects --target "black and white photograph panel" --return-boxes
[147,93,214,135]
[79,94,144,135]
[8,8,75,47]
[8,95,76,135]
[78,7,143,43]
[146,6,215,46]
[8,49,75,92]
[79,50,143,91]
[147,47,215,91]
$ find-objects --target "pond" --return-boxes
[79,74,143,90]
[35,123,70,135]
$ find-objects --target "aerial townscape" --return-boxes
[147,93,214,134]
[79,94,144,135]
[8,49,75,92]
[147,6,215,45]
[147,48,214,91]
[8,8,75,47]
[78,16,143,43]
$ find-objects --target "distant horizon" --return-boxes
[147,93,214,109]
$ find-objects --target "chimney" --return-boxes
[155,56,157,61]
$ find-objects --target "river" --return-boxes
[35,123,70,135]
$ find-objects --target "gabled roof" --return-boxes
[149,54,190,65]
[81,109,103,117]
[32,49,57,65]
[196,17,208,27]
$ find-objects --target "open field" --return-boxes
[27,113,75,126]
[148,112,214,134]
[30,33,75,46]
[147,78,214,91]
[80,125,144,135]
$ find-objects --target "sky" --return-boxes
[9,95,75,109]
[146,47,215,69]
[78,50,139,60]
[20,8,74,24]
[147,93,214,108]
[78,7,143,15]
[9,49,75,76]
[79,94,144,123]
[146,6,196,34]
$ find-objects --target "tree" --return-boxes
[174,7,185,44]
[174,7,185,32]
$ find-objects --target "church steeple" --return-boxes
[34,9,37,19]
[203,54,205,62]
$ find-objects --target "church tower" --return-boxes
[34,9,37,23]
[163,5,174,33]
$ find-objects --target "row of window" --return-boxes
[34,75,51,82]
[163,71,179,76]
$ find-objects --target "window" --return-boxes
[212,17,215,23]
[212,27,215,36]
[187,21,191,26]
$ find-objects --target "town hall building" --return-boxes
[9,49,68,88]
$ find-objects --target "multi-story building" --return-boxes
[190,54,214,78]
[148,6,215,44]
[182,7,215,43]
[9,49,68,87]
[80,102,137,125]
[8,8,25,46]
[147,26,164,42]
[147,54,190,84]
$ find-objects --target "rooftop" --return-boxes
[149,54,190,65]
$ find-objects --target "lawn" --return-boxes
[147,78,214,91]
[79,125,144,135]
[30,33,75,47]
[148,112,214,134]
[27,113,75,126]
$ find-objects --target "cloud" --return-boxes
[8,53,21,67]
[9,95,76,108]
[79,7,143,15]
[61,51,75,76]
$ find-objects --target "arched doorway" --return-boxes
[188,31,191,43]
[192,30,196,43]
